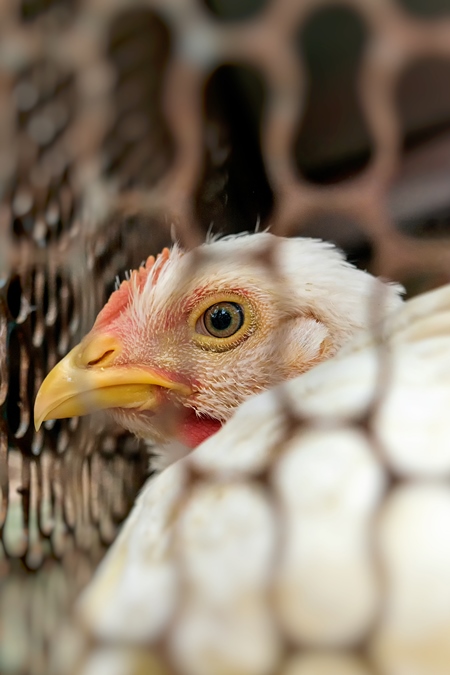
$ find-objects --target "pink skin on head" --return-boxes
[92,248,222,448]
[94,249,170,331]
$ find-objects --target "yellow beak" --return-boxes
[34,334,191,431]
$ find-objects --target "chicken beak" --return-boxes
[34,334,191,431]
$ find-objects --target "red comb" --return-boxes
[93,248,170,330]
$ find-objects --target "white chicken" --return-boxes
[34,233,402,466]
[35,233,450,675]
[72,280,450,675]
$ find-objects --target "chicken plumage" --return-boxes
[74,281,450,675]
[34,233,403,459]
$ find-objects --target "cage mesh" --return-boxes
[2,0,450,673]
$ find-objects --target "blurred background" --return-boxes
[2,0,450,672]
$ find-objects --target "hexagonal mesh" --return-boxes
[2,0,450,673]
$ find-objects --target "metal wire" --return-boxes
[2,0,450,673]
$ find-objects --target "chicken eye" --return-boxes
[202,302,244,338]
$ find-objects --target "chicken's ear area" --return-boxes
[280,316,332,375]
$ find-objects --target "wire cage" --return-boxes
[2,0,450,673]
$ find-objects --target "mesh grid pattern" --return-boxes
[1,0,450,673]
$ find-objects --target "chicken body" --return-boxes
[75,282,450,675]
[35,233,403,457]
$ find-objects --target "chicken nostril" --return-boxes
[77,334,122,368]
[86,350,116,367]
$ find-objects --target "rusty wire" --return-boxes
[1,0,450,673]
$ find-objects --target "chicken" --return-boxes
[34,232,403,464]
[72,281,450,675]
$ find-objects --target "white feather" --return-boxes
[76,282,450,675]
